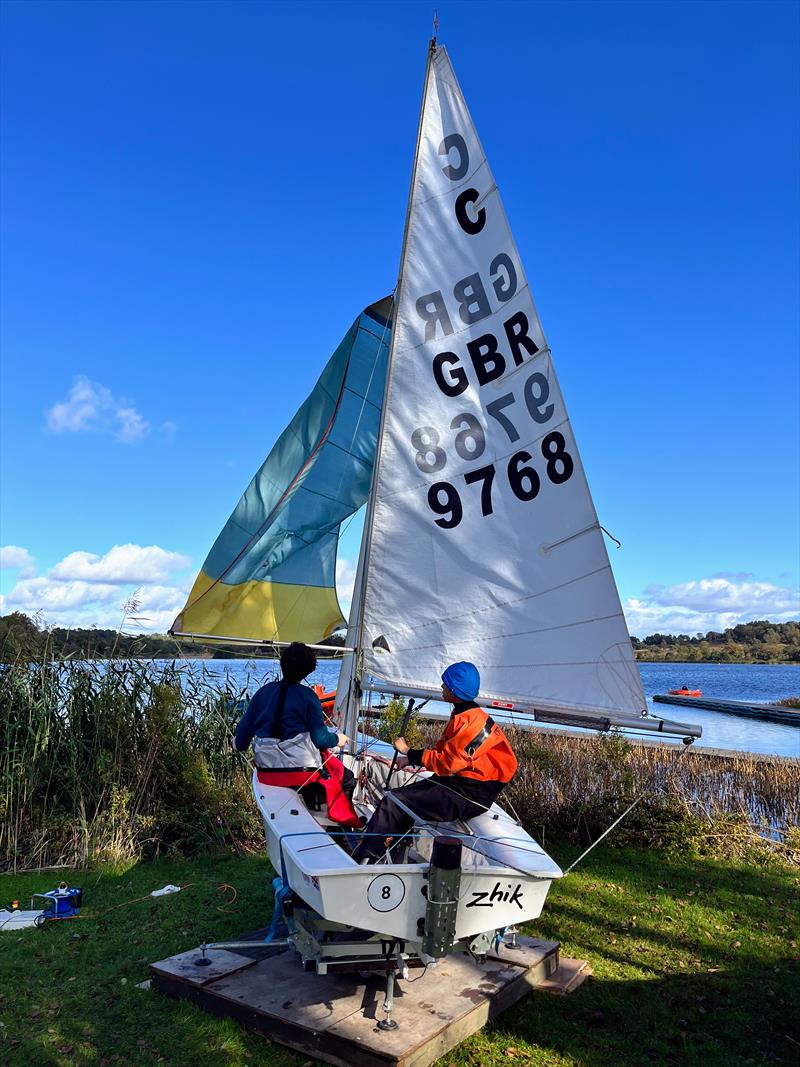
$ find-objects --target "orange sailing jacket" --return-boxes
[407,702,517,783]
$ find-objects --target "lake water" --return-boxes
[163,658,800,759]
[638,662,799,757]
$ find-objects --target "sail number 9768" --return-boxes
[426,432,573,529]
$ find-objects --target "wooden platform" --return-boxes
[150,935,591,1067]
[653,693,800,726]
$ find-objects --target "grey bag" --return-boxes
[253,731,322,771]
[251,679,322,771]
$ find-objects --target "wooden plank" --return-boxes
[150,947,256,987]
[327,953,534,1067]
[149,935,588,1067]
[487,935,560,975]
[204,964,385,1067]
[536,957,593,995]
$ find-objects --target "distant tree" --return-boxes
[0,612,44,661]
[5,614,800,666]
[631,619,799,664]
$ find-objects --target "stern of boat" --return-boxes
[251,764,561,955]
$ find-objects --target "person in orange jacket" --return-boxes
[351,661,517,863]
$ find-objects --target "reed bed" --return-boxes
[2,657,798,871]
[0,658,264,872]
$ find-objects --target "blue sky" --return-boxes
[1,0,798,636]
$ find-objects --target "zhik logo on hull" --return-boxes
[466,881,524,909]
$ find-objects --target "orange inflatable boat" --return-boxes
[668,687,702,697]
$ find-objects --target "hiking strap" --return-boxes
[464,715,495,757]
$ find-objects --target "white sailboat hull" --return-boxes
[252,762,562,946]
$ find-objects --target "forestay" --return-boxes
[359,47,644,716]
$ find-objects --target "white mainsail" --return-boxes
[355,45,645,717]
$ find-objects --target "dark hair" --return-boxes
[280,642,317,683]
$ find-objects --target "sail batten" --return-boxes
[355,45,646,716]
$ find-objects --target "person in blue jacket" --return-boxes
[234,642,349,756]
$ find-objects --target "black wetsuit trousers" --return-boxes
[353,776,502,861]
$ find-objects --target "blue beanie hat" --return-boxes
[441,661,480,701]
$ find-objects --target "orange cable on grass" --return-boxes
[215,883,239,912]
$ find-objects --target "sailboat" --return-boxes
[171,38,700,994]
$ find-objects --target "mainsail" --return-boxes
[355,46,645,716]
[172,297,392,644]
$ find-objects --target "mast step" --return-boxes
[150,935,589,1067]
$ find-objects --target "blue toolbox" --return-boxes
[32,883,83,919]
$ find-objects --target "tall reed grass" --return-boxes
[0,657,267,871]
[3,656,798,872]
[469,727,799,858]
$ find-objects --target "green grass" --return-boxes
[1,846,797,1066]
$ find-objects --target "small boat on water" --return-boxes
[669,687,702,697]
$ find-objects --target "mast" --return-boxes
[334,38,438,738]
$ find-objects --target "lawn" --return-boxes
[1,845,797,1066]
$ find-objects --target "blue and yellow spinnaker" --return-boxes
[171,297,392,644]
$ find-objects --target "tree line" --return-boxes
[0,612,346,663]
[1,612,797,663]
[631,620,800,663]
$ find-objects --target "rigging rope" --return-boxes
[562,739,695,874]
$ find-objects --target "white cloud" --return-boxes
[115,407,149,444]
[46,375,151,445]
[46,376,112,434]
[7,577,122,612]
[0,545,36,578]
[8,546,795,641]
[2,543,193,632]
[49,544,190,584]
[624,576,800,636]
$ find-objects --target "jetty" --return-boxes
[653,693,800,726]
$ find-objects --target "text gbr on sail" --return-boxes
[413,132,541,397]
